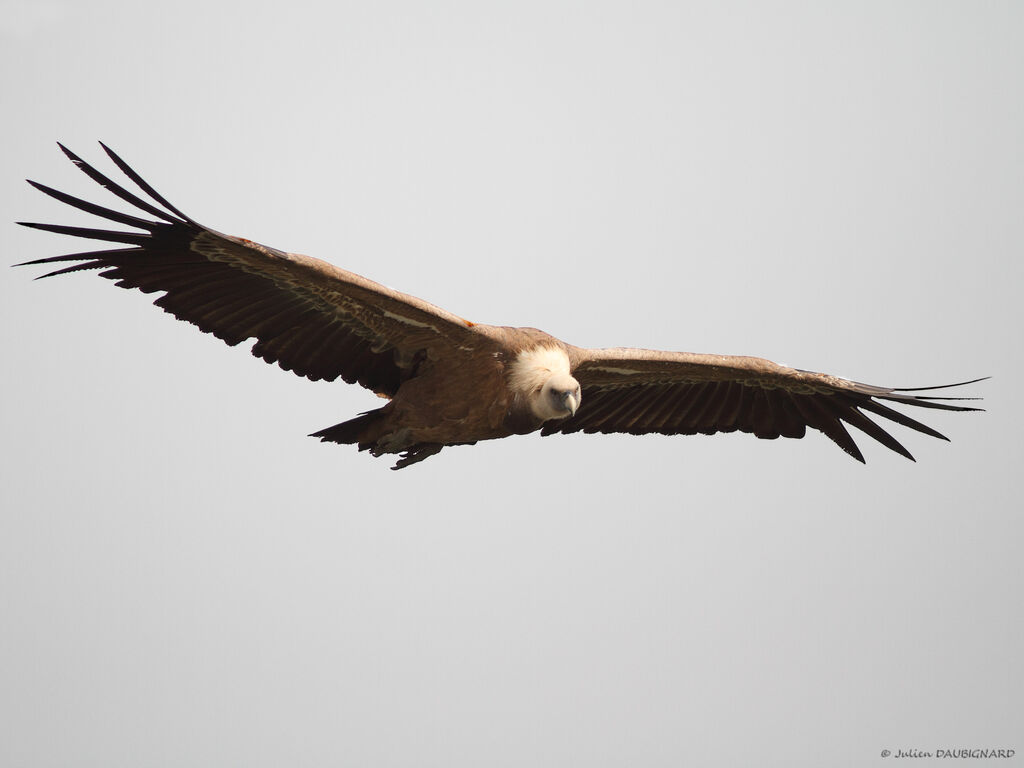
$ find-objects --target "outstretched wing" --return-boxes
[17,143,485,397]
[546,347,984,462]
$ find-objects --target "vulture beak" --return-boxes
[563,390,579,417]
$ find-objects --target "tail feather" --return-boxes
[310,409,383,447]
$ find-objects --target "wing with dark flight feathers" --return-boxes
[547,347,984,462]
[17,143,485,397]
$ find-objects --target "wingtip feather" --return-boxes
[890,376,990,392]
[56,142,82,163]
[97,141,195,224]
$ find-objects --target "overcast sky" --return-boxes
[1,2,1021,766]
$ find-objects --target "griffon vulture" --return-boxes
[17,144,983,469]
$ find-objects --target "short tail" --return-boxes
[309,409,383,448]
[309,408,452,469]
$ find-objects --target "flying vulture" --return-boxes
[18,143,983,469]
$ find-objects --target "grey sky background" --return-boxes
[1,1,1021,766]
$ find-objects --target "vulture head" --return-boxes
[510,345,582,422]
[538,371,582,420]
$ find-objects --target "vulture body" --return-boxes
[18,144,983,469]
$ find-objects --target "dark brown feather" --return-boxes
[544,346,984,461]
[18,144,486,399]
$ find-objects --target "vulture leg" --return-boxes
[392,443,444,470]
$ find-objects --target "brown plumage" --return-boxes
[17,143,984,469]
